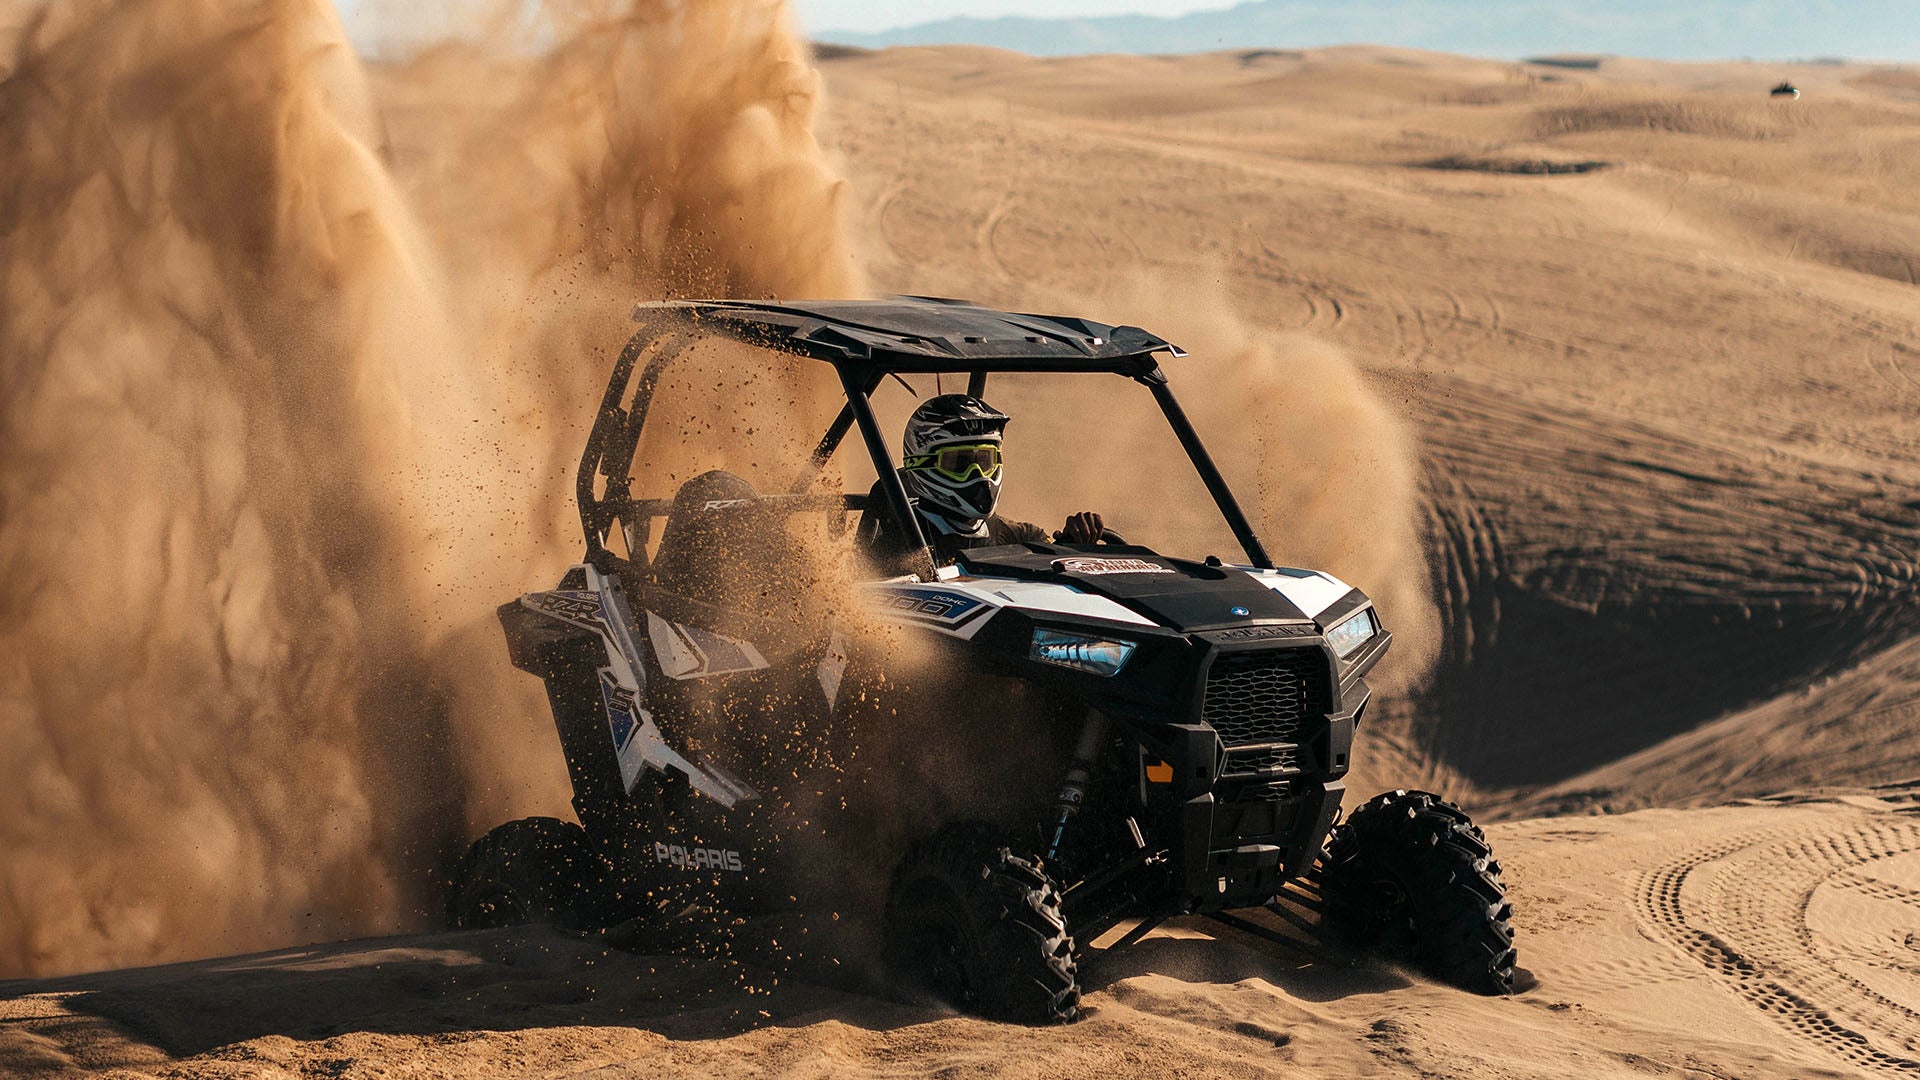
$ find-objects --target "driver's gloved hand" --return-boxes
[1055,511,1106,544]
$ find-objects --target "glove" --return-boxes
[1055,511,1106,545]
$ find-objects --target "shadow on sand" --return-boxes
[0,913,1418,1063]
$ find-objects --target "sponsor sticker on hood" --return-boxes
[1053,557,1176,576]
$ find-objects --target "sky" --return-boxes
[331,1,1916,58]
[793,1,1232,33]
[333,1,1259,39]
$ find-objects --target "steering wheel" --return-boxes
[1055,527,1128,545]
[1054,511,1125,546]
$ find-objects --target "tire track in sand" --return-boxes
[1248,232,1351,332]
[1633,811,1920,1074]
[870,175,911,264]
[978,191,1021,282]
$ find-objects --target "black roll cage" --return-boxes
[575,298,1275,579]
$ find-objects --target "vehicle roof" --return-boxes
[632,297,1183,374]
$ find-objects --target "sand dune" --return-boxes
[7,37,1920,1078]
[816,45,1920,811]
[7,793,1919,1077]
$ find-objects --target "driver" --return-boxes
[857,394,1108,569]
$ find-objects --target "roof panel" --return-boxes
[632,297,1181,373]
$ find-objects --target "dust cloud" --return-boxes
[986,277,1438,689]
[1170,287,1438,689]
[0,0,857,978]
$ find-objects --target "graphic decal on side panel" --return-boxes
[816,627,849,706]
[598,669,638,753]
[522,590,609,632]
[873,585,995,636]
[645,612,771,680]
[519,566,759,809]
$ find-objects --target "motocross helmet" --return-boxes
[901,394,1010,530]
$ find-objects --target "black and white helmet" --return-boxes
[901,394,1010,530]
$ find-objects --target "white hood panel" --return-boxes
[1239,566,1355,620]
[864,575,1156,638]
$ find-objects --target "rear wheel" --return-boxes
[447,817,610,932]
[883,822,1081,1024]
[1318,790,1516,994]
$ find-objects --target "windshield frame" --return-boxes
[577,305,1277,580]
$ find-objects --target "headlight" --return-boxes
[1030,629,1136,677]
[1325,609,1378,659]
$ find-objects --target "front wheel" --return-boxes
[446,817,610,932]
[883,822,1081,1024]
[1317,790,1516,994]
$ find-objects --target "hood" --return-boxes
[955,545,1314,632]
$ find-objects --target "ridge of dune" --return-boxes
[1522,639,1920,816]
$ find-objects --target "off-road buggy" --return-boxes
[449,297,1516,1022]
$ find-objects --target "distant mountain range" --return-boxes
[812,0,1917,61]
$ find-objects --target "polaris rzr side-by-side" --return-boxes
[448,297,1516,1023]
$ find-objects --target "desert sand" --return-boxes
[814,45,1920,811]
[5,29,1920,1080]
[6,790,1919,1077]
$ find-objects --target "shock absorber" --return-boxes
[1048,709,1111,863]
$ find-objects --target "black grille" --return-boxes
[1202,648,1332,750]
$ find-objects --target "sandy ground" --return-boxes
[8,43,1920,1078]
[7,790,1920,1077]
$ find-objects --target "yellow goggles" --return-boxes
[904,442,1003,482]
